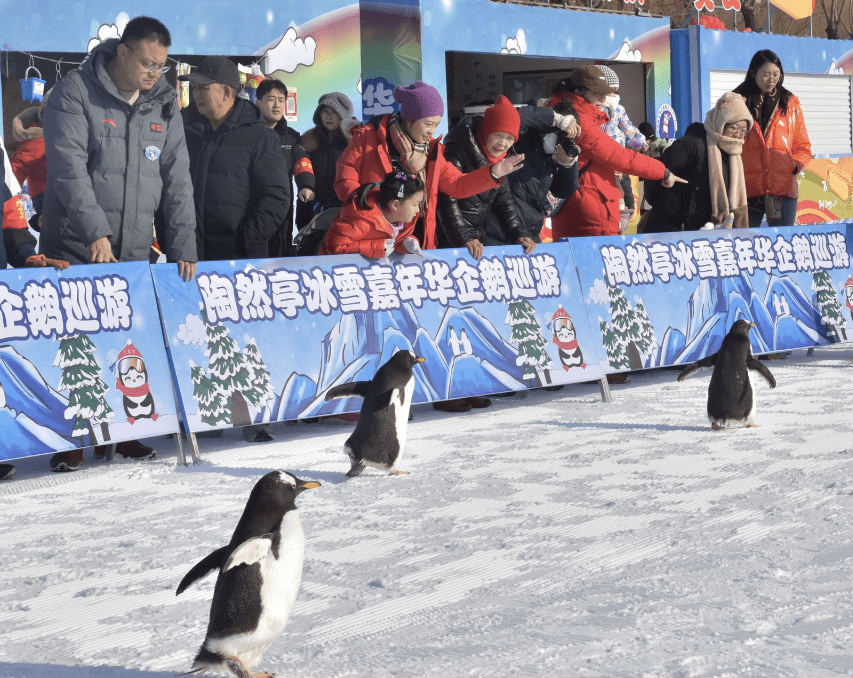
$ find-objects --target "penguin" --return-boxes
[113,341,157,425]
[551,307,586,371]
[324,350,425,478]
[179,471,320,678]
[677,319,776,430]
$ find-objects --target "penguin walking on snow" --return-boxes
[677,319,776,430]
[177,471,320,678]
[324,350,425,477]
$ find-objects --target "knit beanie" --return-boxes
[595,64,620,91]
[313,91,355,127]
[393,81,444,121]
[476,95,521,157]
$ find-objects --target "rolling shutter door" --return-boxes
[710,69,852,156]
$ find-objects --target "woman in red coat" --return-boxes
[549,66,685,238]
[334,81,523,250]
[322,172,425,258]
[732,50,812,227]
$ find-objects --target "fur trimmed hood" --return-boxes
[12,107,44,142]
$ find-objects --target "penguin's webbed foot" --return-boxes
[389,470,411,476]
[346,460,366,478]
[224,656,274,678]
[746,422,761,428]
[711,421,725,431]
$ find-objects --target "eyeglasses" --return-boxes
[723,123,749,138]
[124,43,170,75]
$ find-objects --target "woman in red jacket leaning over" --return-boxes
[549,65,685,239]
[334,81,523,250]
[732,50,812,227]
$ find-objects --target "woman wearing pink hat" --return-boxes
[335,81,524,250]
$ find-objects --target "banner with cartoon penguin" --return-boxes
[0,261,179,461]
[569,223,853,374]
[151,245,604,434]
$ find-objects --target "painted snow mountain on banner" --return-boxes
[0,345,76,458]
[656,271,832,366]
[273,304,526,421]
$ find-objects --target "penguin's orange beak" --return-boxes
[415,357,426,363]
[748,322,756,328]
[298,481,321,490]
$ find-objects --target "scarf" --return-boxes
[116,378,150,398]
[388,114,430,219]
[703,93,751,229]
[553,335,579,352]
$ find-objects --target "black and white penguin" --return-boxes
[113,341,157,425]
[551,307,586,371]
[324,350,425,478]
[677,319,776,430]
[179,471,320,678]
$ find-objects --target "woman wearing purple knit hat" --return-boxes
[334,81,524,250]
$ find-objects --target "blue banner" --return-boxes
[151,245,604,433]
[0,262,179,461]
[570,224,853,372]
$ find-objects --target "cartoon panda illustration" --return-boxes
[114,341,158,424]
[552,307,586,371]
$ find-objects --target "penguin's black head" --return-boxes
[250,471,321,513]
[389,350,426,371]
[730,319,755,335]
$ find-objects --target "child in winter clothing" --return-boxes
[322,172,426,258]
[595,65,645,227]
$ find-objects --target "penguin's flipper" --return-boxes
[325,381,371,401]
[176,545,230,595]
[746,356,776,388]
[676,354,716,382]
[223,536,272,572]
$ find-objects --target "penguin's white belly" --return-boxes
[206,513,305,668]
[389,377,414,470]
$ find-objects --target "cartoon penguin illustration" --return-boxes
[324,350,425,478]
[113,341,157,425]
[179,471,320,678]
[845,276,853,323]
[551,307,586,370]
[677,319,776,430]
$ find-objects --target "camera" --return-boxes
[559,137,580,159]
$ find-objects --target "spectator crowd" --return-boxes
[0,15,811,478]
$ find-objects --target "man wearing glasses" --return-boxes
[41,15,197,280]
[41,16,197,465]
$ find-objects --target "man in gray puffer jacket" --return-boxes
[41,16,197,280]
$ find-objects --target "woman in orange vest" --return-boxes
[733,50,812,227]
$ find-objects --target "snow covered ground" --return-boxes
[2,344,853,678]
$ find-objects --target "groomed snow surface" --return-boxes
[2,345,853,678]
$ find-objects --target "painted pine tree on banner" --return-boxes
[54,333,114,443]
[604,285,642,369]
[812,270,847,341]
[242,338,275,415]
[599,319,624,369]
[189,360,228,427]
[633,299,658,365]
[506,299,552,385]
[203,312,253,427]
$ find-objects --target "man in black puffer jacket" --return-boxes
[438,96,540,259]
[498,99,580,242]
[180,56,289,261]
